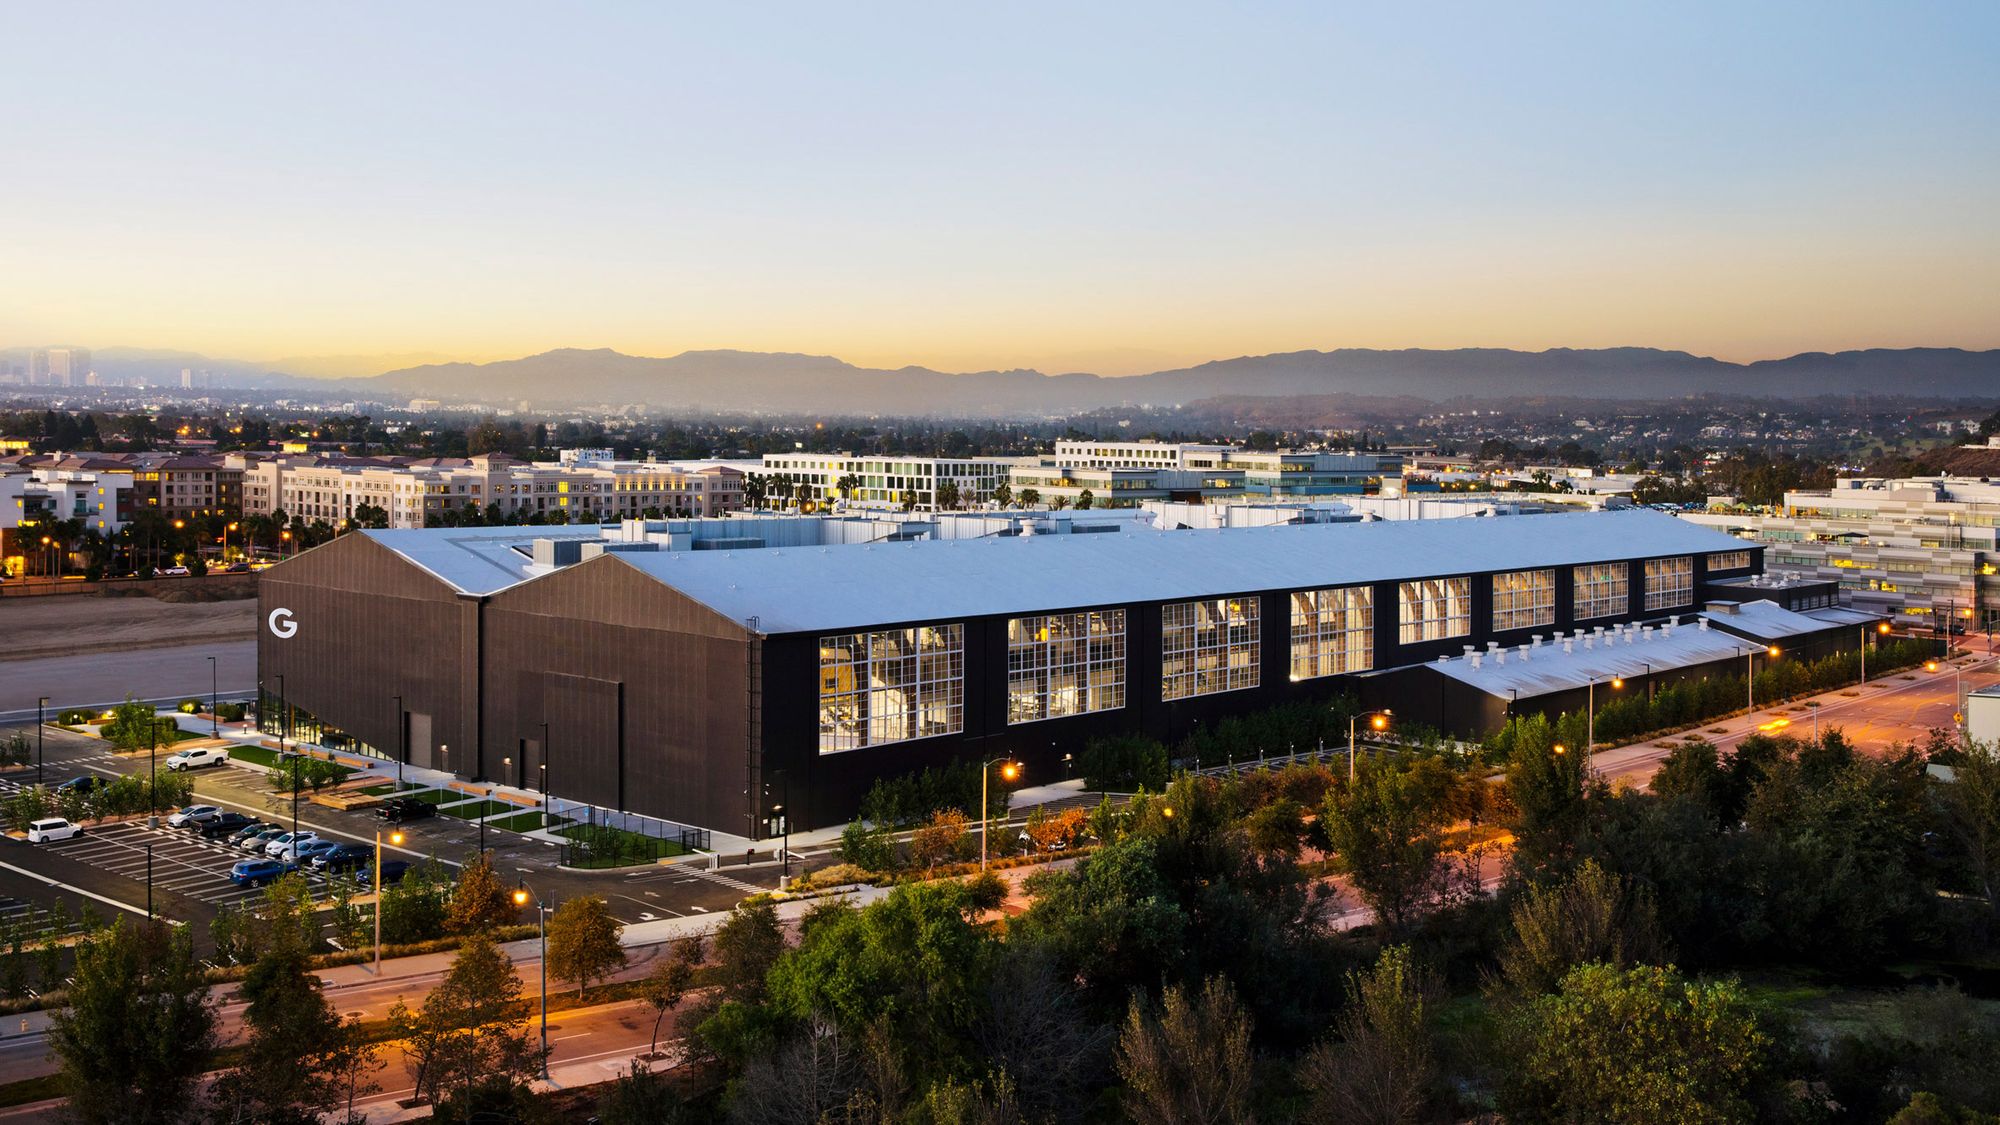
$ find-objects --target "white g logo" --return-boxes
[267,608,297,639]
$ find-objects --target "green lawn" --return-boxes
[228,745,283,768]
[403,788,455,805]
[486,810,571,833]
[356,783,399,796]
[440,798,514,820]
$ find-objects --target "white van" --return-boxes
[27,818,82,843]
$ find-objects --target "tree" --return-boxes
[1650,740,1731,823]
[211,932,350,1124]
[1491,858,1666,1001]
[47,919,217,1125]
[1933,738,2000,922]
[835,472,861,500]
[1076,488,1095,510]
[388,931,544,1111]
[1321,758,1460,933]
[640,950,697,1058]
[1503,963,1768,1125]
[974,949,1112,1123]
[767,883,998,1080]
[711,898,785,1004]
[1011,836,1189,1007]
[595,1061,684,1125]
[909,808,969,869]
[547,894,627,996]
[992,482,1013,507]
[1296,945,1438,1125]
[1504,712,1589,878]
[1078,734,1169,792]
[1116,975,1255,1125]
[936,480,962,510]
[443,852,517,934]
[1018,487,1042,507]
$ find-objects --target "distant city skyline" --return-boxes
[4,3,1997,376]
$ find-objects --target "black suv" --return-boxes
[376,796,436,823]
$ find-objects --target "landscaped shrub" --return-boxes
[176,699,201,714]
[1079,734,1170,792]
[215,702,246,723]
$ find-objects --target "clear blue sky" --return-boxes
[4,1,1996,374]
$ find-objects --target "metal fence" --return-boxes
[548,798,711,868]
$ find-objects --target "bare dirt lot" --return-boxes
[0,593,256,661]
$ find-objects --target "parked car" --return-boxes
[198,812,257,839]
[357,860,410,886]
[266,831,320,861]
[53,776,108,796]
[166,804,220,828]
[376,797,436,823]
[241,826,287,852]
[159,565,191,577]
[164,747,229,771]
[311,843,373,872]
[226,820,269,846]
[224,562,251,574]
[26,818,83,843]
[291,838,342,866]
[229,858,292,886]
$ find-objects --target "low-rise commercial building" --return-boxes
[259,508,1759,835]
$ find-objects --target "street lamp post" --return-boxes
[1856,616,1888,680]
[36,697,47,790]
[980,758,1020,872]
[539,720,551,822]
[370,829,404,974]
[1747,646,1780,711]
[392,693,405,788]
[1805,700,1822,744]
[146,844,154,918]
[207,655,219,736]
[1586,676,1626,755]
[149,709,160,829]
[512,882,550,1079]
[765,768,791,881]
[480,786,495,855]
[1348,709,1392,783]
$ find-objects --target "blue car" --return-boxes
[292,837,344,865]
[229,858,292,886]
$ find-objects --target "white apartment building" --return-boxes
[757,453,1013,511]
[1052,440,1400,496]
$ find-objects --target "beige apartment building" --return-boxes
[235,453,745,528]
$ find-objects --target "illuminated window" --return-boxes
[1491,569,1555,631]
[1006,611,1126,723]
[1398,577,1471,644]
[1573,563,1630,620]
[1644,556,1693,610]
[817,625,964,753]
[1290,587,1373,679]
[1162,597,1261,700]
[1708,550,1753,572]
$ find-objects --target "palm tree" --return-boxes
[993,483,1013,508]
[1019,488,1042,508]
[936,480,962,511]
[835,473,862,502]
[743,476,767,509]
[900,489,918,512]
[1076,489,1095,510]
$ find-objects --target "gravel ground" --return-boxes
[0,594,255,662]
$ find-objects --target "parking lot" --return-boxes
[41,819,372,912]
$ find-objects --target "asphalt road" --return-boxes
[0,641,256,720]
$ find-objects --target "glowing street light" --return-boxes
[980,759,1020,871]
[1348,709,1392,782]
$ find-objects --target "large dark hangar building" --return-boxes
[257,509,1791,837]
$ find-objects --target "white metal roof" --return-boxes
[1700,598,1849,640]
[1433,619,1759,698]
[364,525,607,594]
[605,508,1749,635]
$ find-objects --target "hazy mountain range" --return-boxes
[7,344,1997,414]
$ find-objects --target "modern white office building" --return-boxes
[1682,475,2000,635]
